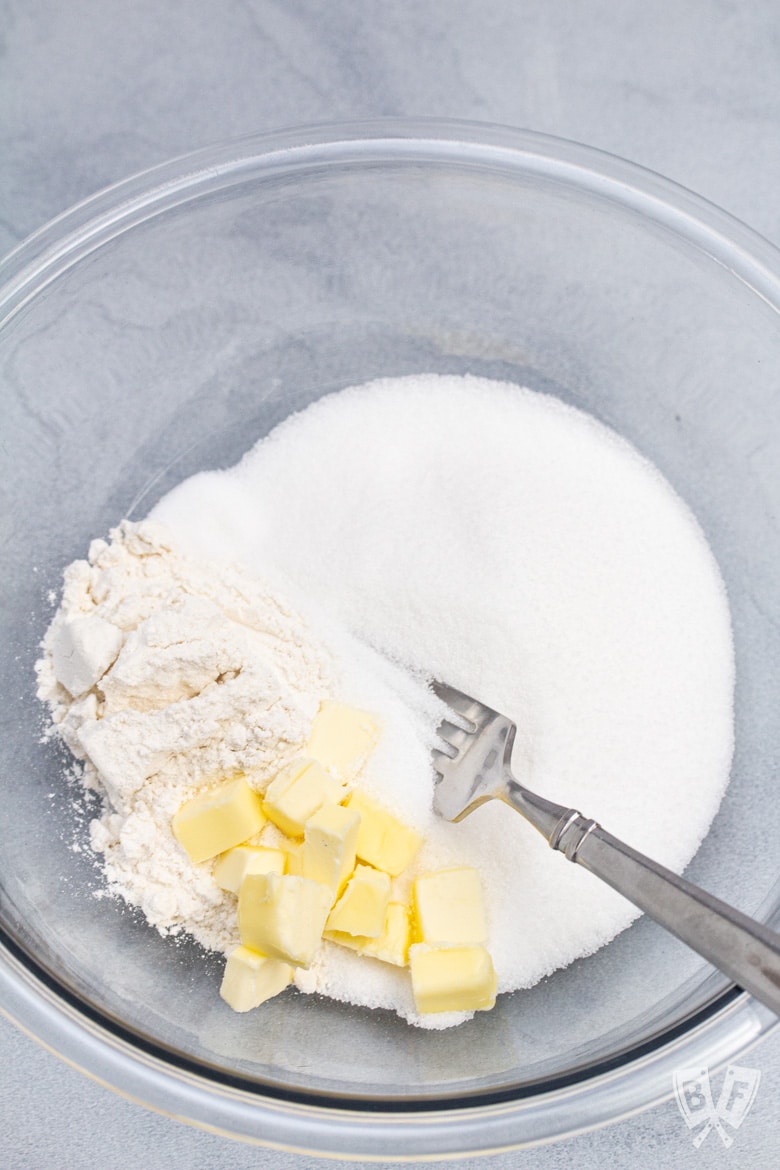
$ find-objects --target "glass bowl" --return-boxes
[1,120,779,1160]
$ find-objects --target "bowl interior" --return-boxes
[2,132,780,1110]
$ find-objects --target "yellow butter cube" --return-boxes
[326,863,391,938]
[409,944,497,1013]
[303,803,360,894]
[172,777,266,864]
[280,840,304,876]
[262,758,346,837]
[219,945,292,1012]
[345,791,422,876]
[413,867,487,945]
[325,901,411,966]
[306,701,379,782]
[255,823,298,879]
[238,872,331,967]
[213,845,287,893]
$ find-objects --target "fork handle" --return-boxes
[505,785,780,1015]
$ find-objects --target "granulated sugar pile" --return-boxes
[39,374,735,1027]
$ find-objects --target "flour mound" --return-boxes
[36,520,333,951]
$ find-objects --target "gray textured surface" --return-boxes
[2,1010,780,1167]
[3,1,780,1165]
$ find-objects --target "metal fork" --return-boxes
[432,680,780,1016]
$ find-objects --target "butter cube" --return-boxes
[345,791,422,876]
[325,901,410,966]
[238,872,331,967]
[219,945,293,1012]
[410,944,497,1013]
[263,758,346,837]
[172,777,266,864]
[326,863,391,937]
[213,845,287,893]
[413,867,487,945]
[281,840,304,876]
[306,701,379,782]
[303,803,360,894]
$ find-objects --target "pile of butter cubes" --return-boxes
[171,701,497,1017]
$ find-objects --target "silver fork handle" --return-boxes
[503,780,780,1016]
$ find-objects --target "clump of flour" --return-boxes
[36,520,335,951]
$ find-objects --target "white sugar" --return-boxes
[152,374,734,1022]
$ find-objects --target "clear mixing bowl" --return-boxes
[1,120,779,1159]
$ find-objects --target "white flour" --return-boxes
[39,374,735,1028]
[36,520,334,952]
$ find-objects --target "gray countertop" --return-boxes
[2,2,780,1166]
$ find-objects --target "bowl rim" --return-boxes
[4,115,780,323]
[1,117,779,1158]
[1,938,774,1159]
